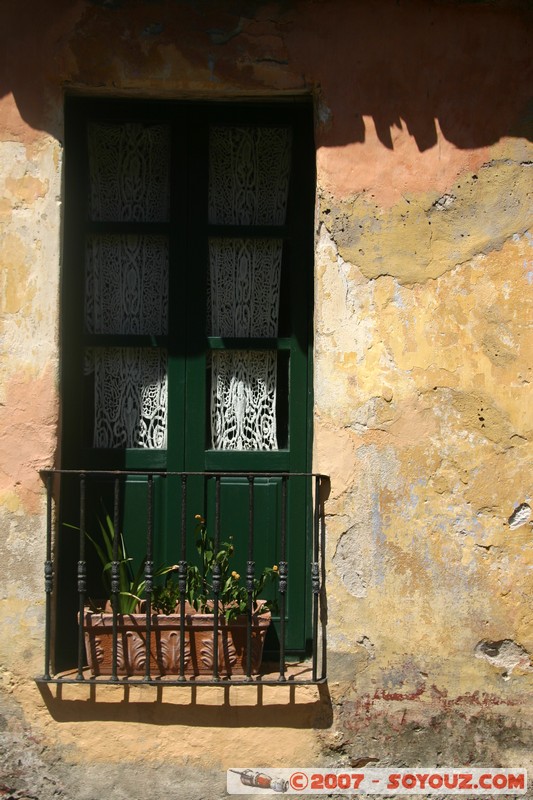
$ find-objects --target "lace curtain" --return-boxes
[85,234,168,336]
[84,121,292,452]
[208,126,291,451]
[90,348,168,449]
[85,123,170,449]
[88,122,170,222]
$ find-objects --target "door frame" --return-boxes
[59,95,316,663]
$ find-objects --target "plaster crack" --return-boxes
[253,57,289,65]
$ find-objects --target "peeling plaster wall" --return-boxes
[0,0,532,790]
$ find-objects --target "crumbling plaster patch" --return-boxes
[509,502,532,530]
[320,157,533,285]
[331,445,401,599]
[314,219,533,682]
[475,639,532,680]
[0,597,44,678]
[314,225,532,429]
[0,139,62,372]
[327,685,533,768]
[0,136,61,518]
[312,223,532,591]
[322,394,533,674]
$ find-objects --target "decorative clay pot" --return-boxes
[82,607,271,677]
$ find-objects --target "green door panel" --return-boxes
[60,98,315,666]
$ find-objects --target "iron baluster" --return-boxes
[278,475,288,682]
[110,477,120,682]
[75,474,87,680]
[246,475,255,680]
[212,475,221,681]
[43,473,53,680]
[143,474,154,681]
[178,474,187,681]
[312,474,321,682]
[319,477,328,681]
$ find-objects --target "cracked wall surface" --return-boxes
[0,0,532,792]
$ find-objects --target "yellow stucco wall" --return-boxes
[0,0,531,785]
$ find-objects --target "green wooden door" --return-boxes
[62,98,314,657]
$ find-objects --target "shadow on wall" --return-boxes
[36,681,334,728]
[0,0,531,151]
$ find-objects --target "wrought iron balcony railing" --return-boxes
[36,469,328,686]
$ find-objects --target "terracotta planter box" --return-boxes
[82,608,271,677]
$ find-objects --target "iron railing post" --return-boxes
[76,473,87,680]
[212,475,221,681]
[110,476,120,682]
[320,477,328,681]
[245,474,255,681]
[143,473,154,682]
[312,475,320,682]
[43,472,53,681]
[278,475,288,682]
[178,473,188,681]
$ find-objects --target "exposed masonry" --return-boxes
[475,639,533,680]
[433,193,456,211]
[508,502,531,530]
[356,635,375,659]
[333,527,368,598]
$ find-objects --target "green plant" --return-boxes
[152,514,279,622]
[67,511,175,614]
[151,581,181,615]
[71,509,279,620]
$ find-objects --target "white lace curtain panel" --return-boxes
[88,122,170,223]
[85,123,170,449]
[208,126,291,450]
[84,122,291,451]
[89,348,168,450]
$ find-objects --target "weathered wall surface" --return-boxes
[0,0,531,795]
